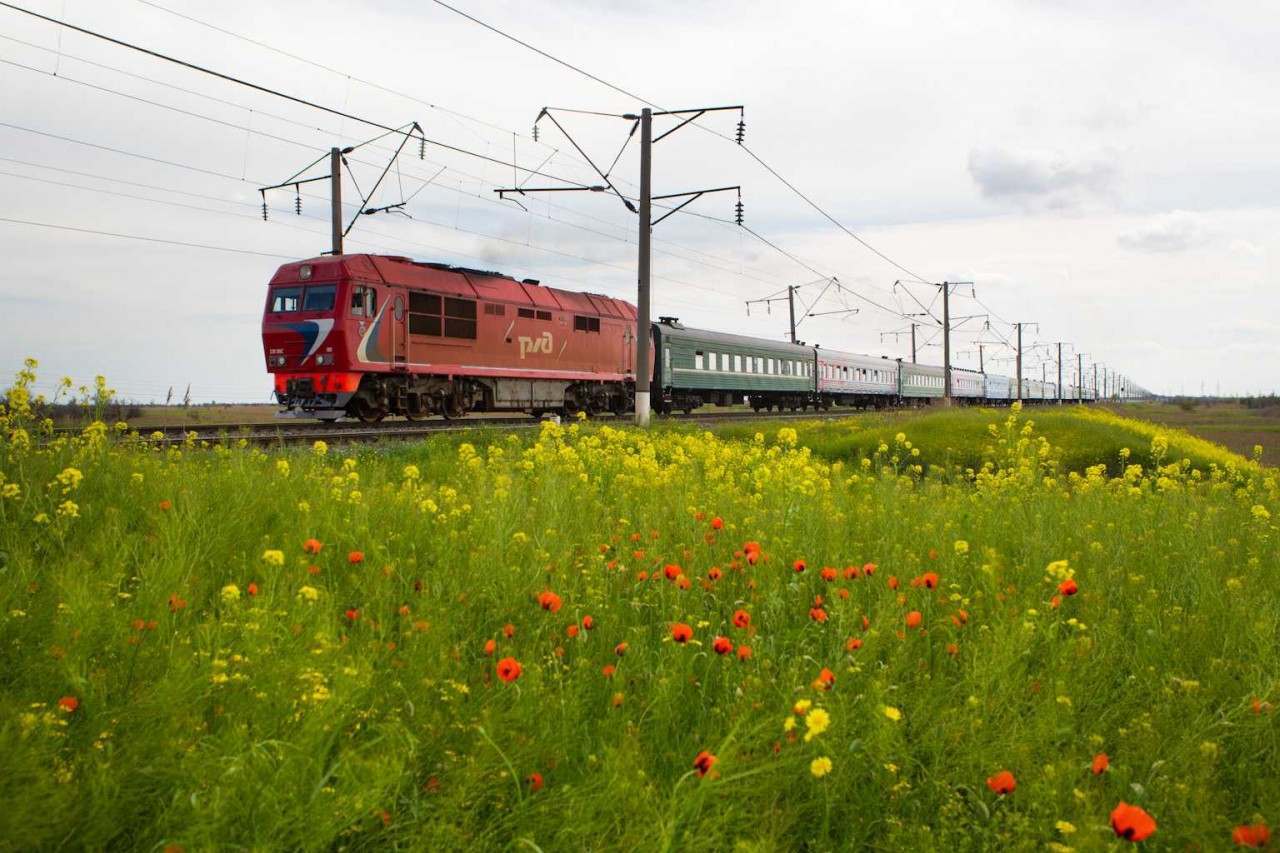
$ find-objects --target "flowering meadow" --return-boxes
[2,361,1279,851]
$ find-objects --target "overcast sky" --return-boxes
[2,0,1277,401]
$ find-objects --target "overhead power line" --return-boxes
[0,215,296,258]
[427,0,936,284]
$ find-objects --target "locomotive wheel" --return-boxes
[356,406,386,424]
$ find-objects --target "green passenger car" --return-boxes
[651,318,816,413]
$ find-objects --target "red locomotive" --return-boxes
[261,254,638,421]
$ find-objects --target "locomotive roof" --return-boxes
[269,254,637,321]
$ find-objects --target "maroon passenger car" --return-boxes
[262,254,638,421]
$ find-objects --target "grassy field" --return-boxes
[2,362,1278,850]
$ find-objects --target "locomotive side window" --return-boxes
[271,287,302,313]
[444,298,478,339]
[518,307,535,319]
[535,310,552,321]
[573,315,601,333]
[408,291,442,336]
[303,284,336,311]
[484,303,506,316]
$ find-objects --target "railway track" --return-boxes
[52,407,875,447]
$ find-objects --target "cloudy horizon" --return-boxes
[2,0,1277,401]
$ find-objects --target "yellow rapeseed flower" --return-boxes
[220,584,241,603]
[882,705,902,722]
[262,549,285,567]
[312,440,328,456]
[954,539,969,556]
[297,586,319,602]
[810,756,833,778]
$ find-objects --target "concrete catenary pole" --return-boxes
[1015,322,1024,403]
[634,109,653,426]
[330,147,343,256]
[942,282,952,406]
[788,285,797,344]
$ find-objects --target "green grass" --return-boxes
[712,404,1264,476]
[2,366,1279,850]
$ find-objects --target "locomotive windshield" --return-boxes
[269,284,336,313]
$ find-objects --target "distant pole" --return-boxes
[1015,322,1023,402]
[788,285,797,344]
[942,282,952,405]
[330,147,343,255]
[979,344,984,374]
[634,108,653,426]
[1077,353,1083,403]
[1056,342,1063,405]
[910,323,917,364]
[1093,363,1098,400]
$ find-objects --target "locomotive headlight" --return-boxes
[272,355,287,367]
[316,354,332,366]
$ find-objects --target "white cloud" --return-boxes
[967,147,1119,210]
[1117,210,1212,253]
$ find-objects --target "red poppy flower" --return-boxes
[671,623,693,643]
[581,615,595,630]
[601,664,616,678]
[712,636,733,655]
[1232,823,1270,848]
[503,623,515,639]
[816,667,835,689]
[57,695,79,713]
[537,591,563,613]
[344,608,359,623]
[736,645,752,660]
[247,582,259,597]
[347,551,364,565]
[1058,578,1079,596]
[862,562,876,576]
[692,750,717,777]
[792,559,807,573]
[496,657,522,683]
[307,564,321,576]
[707,566,722,581]
[711,516,724,530]
[946,642,959,656]
[846,637,863,651]
[1110,802,1156,841]
[663,564,683,581]
[158,499,173,512]
[526,771,543,791]
[743,541,761,555]
[168,594,187,613]
[566,624,579,638]
[809,607,828,623]
[614,642,628,656]
[920,571,939,589]
[483,639,496,656]
[905,610,923,629]
[303,538,323,555]
[676,576,691,590]
[887,576,900,590]
[820,567,837,582]
[986,770,1016,795]
[844,565,860,579]
[1091,753,1109,775]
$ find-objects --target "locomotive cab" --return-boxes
[262,262,365,420]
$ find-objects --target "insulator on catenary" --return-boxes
[735,119,746,145]
[294,192,302,215]
[419,137,425,160]
[261,200,269,221]
[734,199,744,226]
[532,124,539,142]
